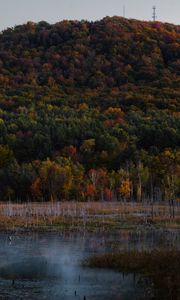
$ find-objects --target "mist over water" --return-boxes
[0,229,179,299]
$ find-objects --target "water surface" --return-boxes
[0,229,179,300]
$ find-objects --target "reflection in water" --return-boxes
[0,229,179,299]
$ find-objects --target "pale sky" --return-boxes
[0,0,179,31]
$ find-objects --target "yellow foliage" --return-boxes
[119,179,131,198]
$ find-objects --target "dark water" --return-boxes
[0,229,179,300]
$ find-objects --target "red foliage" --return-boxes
[86,184,96,198]
[104,188,113,201]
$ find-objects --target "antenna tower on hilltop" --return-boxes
[123,5,126,18]
[152,6,157,22]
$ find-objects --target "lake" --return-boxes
[0,228,179,300]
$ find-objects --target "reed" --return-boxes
[0,201,179,231]
[87,249,180,300]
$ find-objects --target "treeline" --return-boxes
[0,17,179,202]
[0,146,179,202]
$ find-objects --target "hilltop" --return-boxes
[0,17,180,97]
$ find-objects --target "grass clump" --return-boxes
[87,249,180,274]
[87,249,180,299]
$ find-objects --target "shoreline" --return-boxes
[0,201,179,233]
[0,217,179,234]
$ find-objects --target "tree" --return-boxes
[85,184,97,201]
[119,179,131,201]
[0,145,14,169]
[32,159,73,201]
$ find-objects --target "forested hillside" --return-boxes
[0,17,179,201]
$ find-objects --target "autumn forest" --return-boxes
[0,17,179,202]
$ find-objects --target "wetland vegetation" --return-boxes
[87,249,180,299]
[0,201,179,232]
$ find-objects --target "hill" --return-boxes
[0,17,179,201]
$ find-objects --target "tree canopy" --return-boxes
[0,17,179,201]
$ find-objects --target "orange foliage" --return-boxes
[86,184,97,198]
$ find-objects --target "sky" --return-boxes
[0,0,179,31]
